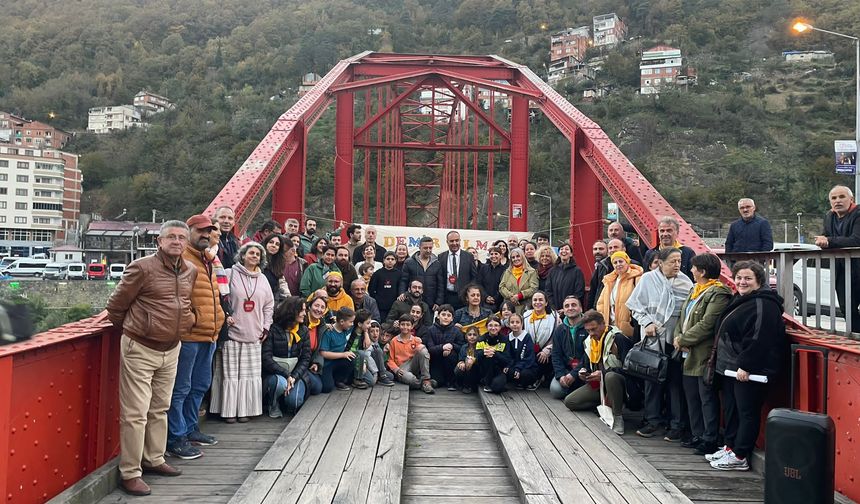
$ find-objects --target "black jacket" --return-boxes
[368,267,402,313]
[435,250,479,305]
[218,232,240,270]
[478,261,506,310]
[550,318,588,379]
[425,321,464,360]
[353,242,387,264]
[715,289,786,377]
[261,324,312,385]
[725,215,774,253]
[587,259,610,310]
[823,206,860,284]
[477,334,512,369]
[399,252,441,306]
[384,297,432,330]
[507,333,538,373]
[545,260,585,311]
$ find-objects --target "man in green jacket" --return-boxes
[299,245,340,297]
[674,253,731,456]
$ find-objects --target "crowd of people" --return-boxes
[105,185,860,496]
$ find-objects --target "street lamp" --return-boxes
[529,191,553,244]
[131,226,140,262]
[793,20,860,198]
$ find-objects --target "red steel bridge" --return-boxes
[1,52,859,503]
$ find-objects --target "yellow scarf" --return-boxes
[288,324,302,345]
[529,311,547,323]
[512,264,524,281]
[308,317,320,330]
[660,240,683,250]
[588,327,609,365]
[691,279,722,300]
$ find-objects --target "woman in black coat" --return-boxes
[544,243,585,311]
[262,296,314,417]
[708,261,786,471]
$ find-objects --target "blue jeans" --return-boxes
[168,341,216,445]
[265,375,307,417]
[307,372,323,395]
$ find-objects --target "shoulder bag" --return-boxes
[623,336,668,383]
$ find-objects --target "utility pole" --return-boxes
[796,212,803,243]
[783,220,789,242]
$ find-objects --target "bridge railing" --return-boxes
[0,318,120,504]
[719,247,860,338]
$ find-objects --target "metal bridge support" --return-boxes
[509,95,529,232]
[334,92,355,227]
[570,129,603,275]
[271,123,306,226]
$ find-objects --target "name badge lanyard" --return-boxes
[239,274,259,312]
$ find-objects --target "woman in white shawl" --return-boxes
[626,247,694,441]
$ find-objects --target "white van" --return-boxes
[109,264,126,280]
[43,263,70,280]
[66,263,87,280]
[2,259,49,277]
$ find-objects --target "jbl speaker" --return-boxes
[764,345,835,504]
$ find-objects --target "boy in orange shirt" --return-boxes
[385,314,435,394]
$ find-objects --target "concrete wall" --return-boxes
[0,279,116,309]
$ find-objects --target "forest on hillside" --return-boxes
[1,0,858,238]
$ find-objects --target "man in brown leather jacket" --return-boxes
[106,220,198,496]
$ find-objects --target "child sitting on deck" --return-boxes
[385,315,435,394]
[504,312,539,390]
[425,304,463,391]
[478,316,511,393]
[318,307,357,392]
[455,327,481,393]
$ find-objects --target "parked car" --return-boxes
[108,263,126,280]
[43,263,70,280]
[87,263,107,280]
[66,263,87,280]
[1,259,49,277]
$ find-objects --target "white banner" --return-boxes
[359,224,534,261]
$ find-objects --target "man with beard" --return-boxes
[167,215,225,461]
[587,239,628,310]
[215,206,239,269]
[334,246,358,289]
[345,224,364,259]
[299,218,317,254]
[323,271,354,312]
[607,221,644,264]
[300,245,340,297]
[642,216,695,280]
[385,280,432,330]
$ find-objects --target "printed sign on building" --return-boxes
[835,140,857,175]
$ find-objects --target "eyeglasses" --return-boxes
[162,234,188,242]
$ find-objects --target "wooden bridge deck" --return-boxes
[94,385,769,504]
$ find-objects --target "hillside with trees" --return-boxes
[1,0,858,238]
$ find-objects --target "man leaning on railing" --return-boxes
[814,185,860,332]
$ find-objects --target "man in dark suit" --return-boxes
[435,230,478,310]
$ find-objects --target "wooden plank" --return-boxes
[479,391,557,500]
[255,393,330,471]
[525,495,562,504]
[402,497,521,504]
[610,472,661,504]
[502,393,595,504]
[403,466,504,477]
[408,421,491,430]
[405,447,504,458]
[228,471,279,504]
[262,391,351,504]
[518,392,610,484]
[582,481,628,504]
[331,387,391,503]
[298,388,374,502]
[644,482,702,504]
[402,476,518,496]
[368,386,410,504]
[409,411,487,423]
[407,428,494,438]
[405,456,507,467]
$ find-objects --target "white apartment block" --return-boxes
[87,105,142,134]
[640,45,683,95]
[0,145,81,256]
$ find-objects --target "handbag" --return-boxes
[273,356,298,373]
[597,372,615,429]
[623,336,668,383]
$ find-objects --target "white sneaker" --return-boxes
[710,452,749,471]
[704,445,729,462]
[612,416,624,435]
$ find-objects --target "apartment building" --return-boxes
[0,111,71,150]
[550,26,591,63]
[0,145,82,257]
[640,45,683,95]
[133,90,175,116]
[593,13,627,47]
[87,105,142,134]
